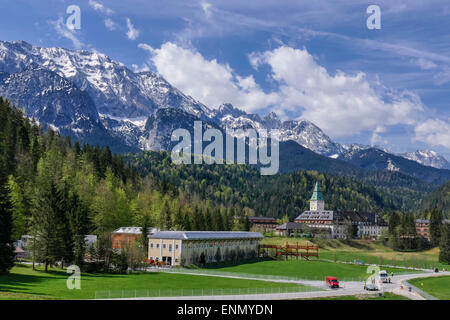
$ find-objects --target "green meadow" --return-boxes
[409,276,450,300]
[204,259,418,280]
[261,237,448,270]
[0,264,306,300]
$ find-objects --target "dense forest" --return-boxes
[125,151,430,219]
[420,180,450,216]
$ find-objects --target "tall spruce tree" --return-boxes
[32,182,67,272]
[0,162,15,274]
[439,223,450,264]
[69,192,88,268]
[430,208,444,247]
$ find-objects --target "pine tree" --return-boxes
[32,182,67,272]
[204,207,213,231]
[139,214,151,253]
[173,206,183,230]
[430,209,443,247]
[161,201,172,230]
[0,161,15,274]
[439,223,450,264]
[69,192,88,268]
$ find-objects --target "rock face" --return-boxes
[0,65,99,130]
[212,103,344,157]
[139,108,218,151]
[0,40,211,119]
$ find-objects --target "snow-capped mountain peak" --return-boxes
[400,149,449,169]
[0,40,211,119]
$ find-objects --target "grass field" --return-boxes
[261,237,448,270]
[409,276,450,300]
[204,259,417,280]
[0,264,306,300]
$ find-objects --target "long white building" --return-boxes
[148,231,264,266]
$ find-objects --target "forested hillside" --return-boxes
[421,181,450,216]
[125,151,429,218]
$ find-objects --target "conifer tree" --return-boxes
[0,161,14,274]
[439,223,450,264]
[430,208,443,247]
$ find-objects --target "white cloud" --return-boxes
[370,126,388,146]
[138,42,279,111]
[138,42,426,139]
[412,58,437,70]
[126,18,140,40]
[414,118,450,149]
[104,18,117,31]
[49,18,83,49]
[88,0,114,15]
[201,1,212,17]
[251,46,425,137]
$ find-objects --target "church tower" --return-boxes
[309,181,325,211]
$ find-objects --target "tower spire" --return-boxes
[310,181,325,211]
[310,181,324,201]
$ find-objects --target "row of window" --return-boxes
[150,243,179,251]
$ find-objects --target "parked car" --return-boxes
[364,282,379,291]
[326,277,339,288]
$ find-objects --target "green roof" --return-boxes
[310,181,324,201]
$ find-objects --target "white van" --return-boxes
[379,270,390,283]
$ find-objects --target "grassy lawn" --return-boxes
[204,259,416,280]
[261,237,448,270]
[302,292,410,300]
[0,264,305,300]
[409,276,450,300]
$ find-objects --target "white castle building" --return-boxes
[294,182,388,239]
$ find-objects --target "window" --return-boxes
[163,244,166,249]
[176,244,179,250]
[156,244,159,248]
[150,243,154,249]
[169,245,172,252]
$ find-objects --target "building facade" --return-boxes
[294,182,388,239]
[248,216,279,232]
[148,231,263,266]
[415,219,430,239]
[112,227,158,250]
[415,219,450,240]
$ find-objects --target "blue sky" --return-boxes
[0,0,450,159]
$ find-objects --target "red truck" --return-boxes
[326,277,339,288]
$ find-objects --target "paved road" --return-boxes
[110,271,450,300]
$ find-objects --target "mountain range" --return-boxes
[0,40,449,185]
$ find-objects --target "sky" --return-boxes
[0,0,450,159]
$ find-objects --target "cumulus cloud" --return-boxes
[138,42,279,111]
[250,46,425,137]
[126,18,140,40]
[414,118,450,149]
[49,17,84,49]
